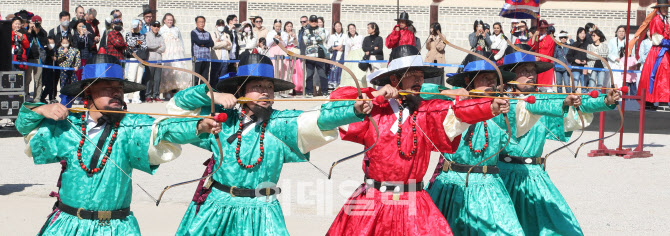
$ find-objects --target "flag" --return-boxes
[499,0,541,19]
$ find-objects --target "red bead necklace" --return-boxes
[77,100,119,174]
[467,121,489,153]
[235,109,267,169]
[396,105,418,158]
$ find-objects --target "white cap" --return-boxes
[558,32,569,38]
[511,19,520,23]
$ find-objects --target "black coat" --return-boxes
[73,32,96,60]
[27,27,48,61]
[362,35,384,60]
[566,40,588,72]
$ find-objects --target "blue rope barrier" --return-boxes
[13,57,644,74]
[121,58,193,63]
[12,61,75,70]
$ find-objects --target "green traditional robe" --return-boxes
[15,103,203,236]
[422,87,573,235]
[494,94,616,236]
[171,85,364,236]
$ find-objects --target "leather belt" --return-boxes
[499,154,545,165]
[442,161,500,174]
[367,179,424,193]
[57,201,130,225]
[210,180,281,198]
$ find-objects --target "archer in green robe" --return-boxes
[171,84,365,236]
[16,103,206,236]
[494,93,617,236]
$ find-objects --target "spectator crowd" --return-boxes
[5,7,662,109]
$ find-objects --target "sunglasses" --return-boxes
[300,21,306,23]
[255,20,263,23]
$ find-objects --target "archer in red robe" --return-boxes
[638,12,670,103]
[326,84,503,235]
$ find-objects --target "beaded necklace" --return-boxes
[467,121,489,153]
[77,100,119,174]
[397,104,418,158]
[235,109,267,169]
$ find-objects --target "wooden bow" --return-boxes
[442,38,511,187]
[547,36,625,157]
[131,53,226,206]
[274,39,380,179]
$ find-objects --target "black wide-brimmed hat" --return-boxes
[447,60,516,88]
[499,52,554,74]
[368,45,442,86]
[61,54,145,96]
[395,11,413,25]
[652,0,670,8]
[216,53,294,94]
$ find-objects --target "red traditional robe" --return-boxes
[326,87,496,236]
[638,14,670,102]
[529,34,556,87]
[385,25,415,49]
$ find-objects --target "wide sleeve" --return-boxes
[16,103,69,164]
[442,98,496,141]
[386,27,401,49]
[330,86,370,145]
[169,84,224,115]
[147,117,204,165]
[515,94,566,136]
[296,101,364,154]
[580,94,617,113]
[563,94,616,132]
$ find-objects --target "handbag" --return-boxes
[34,37,47,63]
[358,54,371,71]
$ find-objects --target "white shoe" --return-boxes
[132,99,142,104]
[124,98,130,104]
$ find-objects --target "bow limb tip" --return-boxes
[525,95,536,104]
[588,90,599,98]
[214,113,228,123]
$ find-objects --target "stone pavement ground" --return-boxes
[0,101,669,235]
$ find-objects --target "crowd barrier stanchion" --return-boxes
[587,88,652,159]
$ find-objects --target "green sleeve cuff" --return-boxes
[317,101,365,130]
[526,94,565,117]
[579,94,617,113]
[173,84,216,113]
[154,118,204,145]
[16,102,47,135]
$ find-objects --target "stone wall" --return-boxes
[2,0,643,74]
